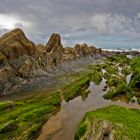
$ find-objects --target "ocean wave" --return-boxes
[102,48,140,52]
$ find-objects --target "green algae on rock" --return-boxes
[64,74,91,102]
[0,92,61,140]
[75,105,140,140]
[103,75,133,101]
[87,64,103,85]
[130,57,140,89]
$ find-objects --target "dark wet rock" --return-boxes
[126,51,140,56]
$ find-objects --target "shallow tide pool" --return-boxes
[37,80,139,140]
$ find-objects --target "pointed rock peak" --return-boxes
[0,28,37,58]
[10,28,24,34]
[0,28,25,41]
[50,33,61,42]
[45,33,63,53]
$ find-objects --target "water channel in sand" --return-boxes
[37,77,139,140]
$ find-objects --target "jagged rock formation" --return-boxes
[0,28,103,95]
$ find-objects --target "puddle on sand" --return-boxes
[37,80,139,140]
[37,81,111,140]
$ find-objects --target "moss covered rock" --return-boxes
[64,75,91,102]
[75,105,140,140]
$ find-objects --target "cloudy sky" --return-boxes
[0,0,140,48]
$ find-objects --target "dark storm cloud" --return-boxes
[0,0,140,45]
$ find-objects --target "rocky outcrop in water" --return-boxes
[0,29,101,95]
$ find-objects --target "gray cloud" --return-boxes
[0,0,140,46]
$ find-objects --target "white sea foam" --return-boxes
[102,48,140,52]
